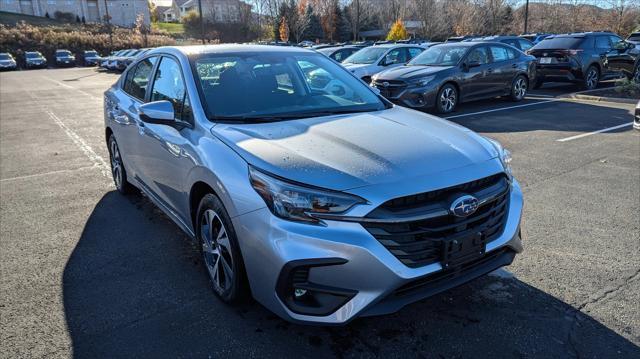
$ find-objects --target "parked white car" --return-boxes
[342,44,426,83]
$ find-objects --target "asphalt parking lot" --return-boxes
[1,67,638,358]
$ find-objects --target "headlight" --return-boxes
[485,138,513,179]
[249,166,366,224]
[412,75,435,87]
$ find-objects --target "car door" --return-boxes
[489,45,519,94]
[595,35,614,75]
[109,56,158,180]
[460,45,494,100]
[606,37,637,77]
[134,55,195,216]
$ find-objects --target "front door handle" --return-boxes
[511,63,518,68]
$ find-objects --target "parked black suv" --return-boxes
[528,32,623,89]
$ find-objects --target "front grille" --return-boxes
[373,79,407,98]
[361,174,510,268]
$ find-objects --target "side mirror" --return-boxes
[463,60,481,71]
[139,100,176,126]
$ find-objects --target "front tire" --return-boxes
[583,65,599,90]
[196,193,249,303]
[510,75,528,101]
[632,65,639,83]
[108,135,135,195]
[436,83,458,114]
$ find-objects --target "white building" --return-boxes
[0,0,150,28]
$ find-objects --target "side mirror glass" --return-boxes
[139,100,175,125]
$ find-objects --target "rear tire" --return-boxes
[633,65,639,83]
[108,135,135,195]
[510,75,528,101]
[196,193,249,303]
[582,65,599,90]
[436,83,458,114]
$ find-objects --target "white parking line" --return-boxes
[45,110,110,177]
[556,122,634,142]
[444,99,558,119]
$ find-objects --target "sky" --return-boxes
[151,0,172,7]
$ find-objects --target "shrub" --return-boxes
[614,77,640,97]
[386,19,408,41]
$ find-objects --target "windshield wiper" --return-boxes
[210,109,380,123]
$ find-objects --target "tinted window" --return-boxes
[123,57,157,100]
[408,47,423,59]
[26,53,41,58]
[534,37,584,49]
[506,47,519,59]
[629,33,640,41]
[595,36,611,49]
[490,46,509,62]
[384,48,407,65]
[0,54,11,60]
[151,57,189,121]
[518,39,533,51]
[467,47,489,64]
[333,49,350,62]
[192,53,384,120]
[609,35,622,47]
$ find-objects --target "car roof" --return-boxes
[549,31,616,38]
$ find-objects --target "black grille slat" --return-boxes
[362,174,510,268]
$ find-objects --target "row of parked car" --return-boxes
[312,31,639,113]
[0,49,103,70]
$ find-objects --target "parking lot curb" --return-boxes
[562,88,639,105]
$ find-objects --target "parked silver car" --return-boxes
[342,44,426,83]
[104,45,523,325]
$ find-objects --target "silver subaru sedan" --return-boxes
[104,45,523,325]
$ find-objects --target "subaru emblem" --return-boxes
[450,195,479,217]
[382,82,390,87]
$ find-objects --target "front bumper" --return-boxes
[233,178,524,324]
[374,82,439,110]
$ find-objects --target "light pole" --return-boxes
[104,0,113,48]
[523,0,529,34]
[198,0,205,44]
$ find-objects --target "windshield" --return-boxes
[128,50,141,57]
[409,45,467,66]
[342,47,386,64]
[0,54,11,60]
[85,51,97,56]
[534,37,583,49]
[192,52,386,121]
[317,48,337,56]
[628,33,640,41]
[26,53,41,59]
[56,50,72,57]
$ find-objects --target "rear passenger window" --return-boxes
[123,57,157,100]
[506,48,518,60]
[150,57,190,122]
[490,46,509,62]
[595,36,611,49]
[518,39,533,51]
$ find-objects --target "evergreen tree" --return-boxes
[303,5,323,42]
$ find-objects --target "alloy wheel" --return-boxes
[514,77,527,99]
[109,140,123,190]
[201,209,235,294]
[440,87,456,112]
[586,68,598,89]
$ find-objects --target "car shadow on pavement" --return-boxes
[63,192,640,358]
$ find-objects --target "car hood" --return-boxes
[212,106,498,191]
[0,60,15,64]
[376,65,453,80]
[343,63,376,74]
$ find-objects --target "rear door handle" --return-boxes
[511,63,518,68]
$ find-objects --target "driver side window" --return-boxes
[467,47,490,65]
[150,57,191,123]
